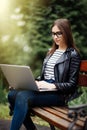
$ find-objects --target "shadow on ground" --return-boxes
[0,120,50,130]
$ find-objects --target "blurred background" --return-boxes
[0,0,87,119]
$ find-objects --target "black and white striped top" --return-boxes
[44,49,65,80]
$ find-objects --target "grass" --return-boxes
[0,103,11,120]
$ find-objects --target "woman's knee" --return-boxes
[15,91,35,107]
[15,91,29,105]
[8,90,18,105]
[14,91,30,111]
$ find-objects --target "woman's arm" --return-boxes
[55,51,81,94]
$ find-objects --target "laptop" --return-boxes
[0,64,40,91]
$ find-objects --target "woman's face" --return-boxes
[52,25,66,49]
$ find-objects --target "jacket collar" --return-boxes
[44,48,74,64]
[56,48,74,64]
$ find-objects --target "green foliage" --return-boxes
[23,0,87,76]
[0,85,7,104]
[68,87,87,106]
[0,41,28,65]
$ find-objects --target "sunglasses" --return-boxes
[52,31,63,38]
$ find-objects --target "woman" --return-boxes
[8,18,81,130]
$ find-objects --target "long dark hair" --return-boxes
[49,18,78,54]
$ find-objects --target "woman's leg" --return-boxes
[9,90,65,130]
[9,90,36,130]
[32,91,65,107]
[23,91,65,130]
[23,110,36,130]
[8,90,18,115]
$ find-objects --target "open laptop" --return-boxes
[0,64,57,91]
[0,64,40,91]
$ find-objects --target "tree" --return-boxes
[0,0,29,65]
[23,0,87,77]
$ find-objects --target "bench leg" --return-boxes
[68,118,78,130]
[49,124,56,130]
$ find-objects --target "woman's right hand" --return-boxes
[9,86,14,90]
[35,80,56,90]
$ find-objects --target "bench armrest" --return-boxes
[68,104,87,119]
[68,104,87,110]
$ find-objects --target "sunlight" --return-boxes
[0,0,9,15]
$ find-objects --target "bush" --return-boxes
[68,87,87,106]
[0,80,7,104]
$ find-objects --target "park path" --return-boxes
[0,119,50,130]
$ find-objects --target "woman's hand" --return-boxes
[9,86,14,90]
[35,80,56,90]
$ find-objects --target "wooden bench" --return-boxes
[32,60,87,130]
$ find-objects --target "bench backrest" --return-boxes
[78,60,87,87]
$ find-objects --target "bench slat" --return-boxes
[32,107,83,130]
[80,60,87,72]
[52,107,86,122]
[53,107,68,114]
[78,74,87,86]
[42,107,84,127]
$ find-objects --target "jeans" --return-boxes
[8,81,65,130]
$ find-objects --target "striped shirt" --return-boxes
[44,49,65,80]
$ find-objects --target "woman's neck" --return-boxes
[58,46,67,51]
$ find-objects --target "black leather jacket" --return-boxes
[40,48,81,96]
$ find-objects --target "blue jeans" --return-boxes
[8,84,65,130]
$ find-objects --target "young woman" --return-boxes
[8,18,81,130]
